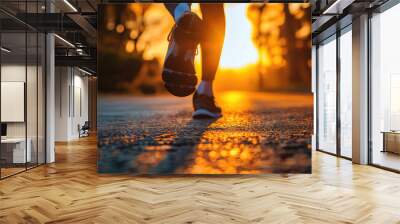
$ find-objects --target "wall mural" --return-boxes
[97,3,312,175]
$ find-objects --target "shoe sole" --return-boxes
[162,69,198,86]
[162,69,197,97]
[192,109,222,119]
[164,82,196,97]
[162,12,201,97]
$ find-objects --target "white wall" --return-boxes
[1,82,25,122]
[1,63,46,164]
[0,65,40,138]
[1,65,26,139]
[55,66,70,141]
[55,67,89,141]
[72,73,89,138]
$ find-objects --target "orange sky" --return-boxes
[117,3,310,70]
[139,4,258,70]
[197,4,259,69]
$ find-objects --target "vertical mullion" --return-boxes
[36,0,39,167]
[73,68,75,118]
[44,0,47,164]
[367,11,373,165]
[316,44,320,151]
[60,68,62,117]
[25,0,28,171]
[0,21,2,179]
[336,29,341,157]
[69,69,71,118]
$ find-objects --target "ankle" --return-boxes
[197,81,214,97]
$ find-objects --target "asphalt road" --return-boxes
[98,91,313,174]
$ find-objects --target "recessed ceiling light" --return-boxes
[63,0,78,12]
[323,0,354,15]
[54,34,75,48]
[78,67,93,76]
[1,47,11,53]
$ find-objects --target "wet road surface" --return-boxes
[98,91,313,174]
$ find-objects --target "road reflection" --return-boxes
[98,91,312,174]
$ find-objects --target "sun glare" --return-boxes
[219,4,258,69]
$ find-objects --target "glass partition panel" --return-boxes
[26,0,40,169]
[317,36,337,154]
[1,30,27,177]
[27,30,38,169]
[0,1,46,179]
[339,28,352,158]
[371,4,400,171]
[38,32,46,165]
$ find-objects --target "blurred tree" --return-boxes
[248,3,311,92]
[101,4,153,59]
[98,4,171,94]
[247,4,266,91]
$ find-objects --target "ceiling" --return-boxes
[0,0,395,73]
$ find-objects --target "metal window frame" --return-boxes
[315,19,353,161]
[337,24,353,160]
[315,0,400,172]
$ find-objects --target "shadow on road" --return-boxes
[137,118,218,174]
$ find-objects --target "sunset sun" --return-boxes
[219,4,258,69]
[192,4,259,69]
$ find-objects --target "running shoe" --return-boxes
[192,92,222,119]
[162,12,202,97]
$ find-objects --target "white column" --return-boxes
[352,14,369,164]
[55,67,73,141]
[46,33,55,163]
[45,1,56,163]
